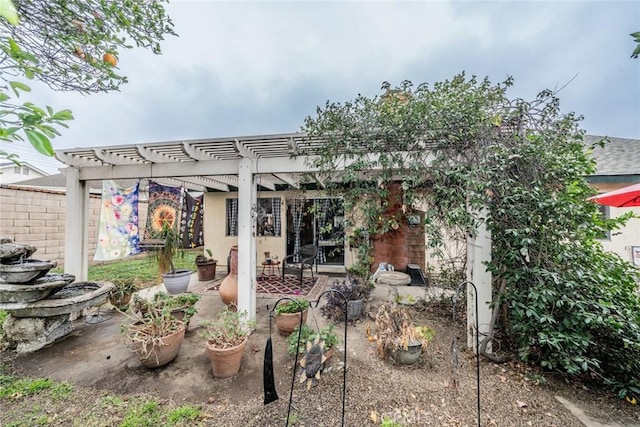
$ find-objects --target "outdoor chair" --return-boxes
[282,244,317,287]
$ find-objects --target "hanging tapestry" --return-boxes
[94,180,142,261]
[144,181,184,240]
[181,192,204,248]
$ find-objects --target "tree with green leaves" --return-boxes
[631,31,640,59]
[302,73,640,399]
[0,0,175,161]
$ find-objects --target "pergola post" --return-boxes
[64,167,89,281]
[237,158,257,322]
[466,212,492,352]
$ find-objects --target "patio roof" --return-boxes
[54,132,326,192]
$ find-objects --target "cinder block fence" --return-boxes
[0,185,148,269]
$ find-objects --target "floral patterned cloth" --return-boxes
[94,180,142,261]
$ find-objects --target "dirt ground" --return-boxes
[1,282,639,426]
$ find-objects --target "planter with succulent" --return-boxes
[200,305,254,378]
[274,297,310,336]
[150,222,192,294]
[108,278,138,311]
[287,323,339,362]
[195,249,218,282]
[120,295,186,368]
[321,276,372,322]
[370,302,435,365]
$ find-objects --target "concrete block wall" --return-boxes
[0,185,148,269]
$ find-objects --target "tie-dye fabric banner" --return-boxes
[181,192,204,248]
[144,181,183,240]
[94,180,142,261]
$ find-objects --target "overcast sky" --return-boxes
[3,0,639,174]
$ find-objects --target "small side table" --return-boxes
[260,261,281,281]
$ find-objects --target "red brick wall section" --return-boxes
[371,182,426,273]
[0,185,148,268]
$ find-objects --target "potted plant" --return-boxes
[195,249,217,282]
[370,302,435,365]
[108,278,138,311]
[120,295,187,368]
[274,297,310,336]
[287,323,339,361]
[200,305,254,378]
[141,291,200,326]
[321,276,371,322]
[150,222,192,294]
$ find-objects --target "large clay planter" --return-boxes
[133,325,186,368]
[275,309,308,336]
[219,245,238,307]
[205,337,247,378]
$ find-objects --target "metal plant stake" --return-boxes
[452,281,481,427]
[263,290,349,427]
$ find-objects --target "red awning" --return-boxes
[588,183,640,207]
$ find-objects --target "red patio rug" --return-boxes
[194,274,329,301]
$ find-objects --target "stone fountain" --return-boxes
[0,238,113,353]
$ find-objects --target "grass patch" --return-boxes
[120,400,162,427]
[168,405,201,425]
[0,375,72,400]
[87,250,200,288]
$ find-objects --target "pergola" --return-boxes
[55,132,491,349]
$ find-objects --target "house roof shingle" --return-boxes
[585,135,640,176]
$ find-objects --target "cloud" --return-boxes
[16,0,640,163]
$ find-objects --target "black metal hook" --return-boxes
[266,290,349,427]
[452,281,481,427]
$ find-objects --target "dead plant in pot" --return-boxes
[119,295,186,368]
[200,305,255,378]
[369,302,435,365]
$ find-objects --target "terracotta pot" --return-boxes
[219,245,238,307]
[205,337,247,378]
[323,346,335,364]
[133,324,186,368]
[196,262,217,281]
[275,309,308,336]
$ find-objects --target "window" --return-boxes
[13,166,20,174]
[23,168,29,175]
[226,197,281,236]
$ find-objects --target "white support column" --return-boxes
[466,212,492,352]
[64,167,89,280]
[237,158,257,322]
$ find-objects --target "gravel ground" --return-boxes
[2,297,639,426]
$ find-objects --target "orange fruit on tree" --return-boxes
[102,53,117,67]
